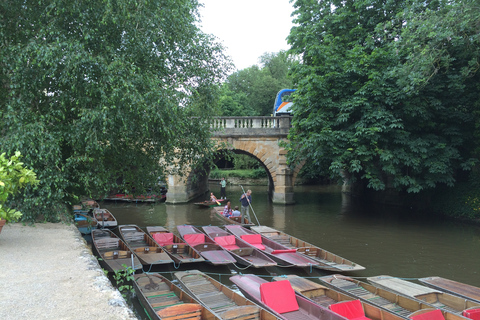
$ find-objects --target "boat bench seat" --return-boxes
[104,250,129,259]
[157,303,202,320]
[240,234,265,250]
[124,232,145,242]
[184,234,205,246]
[134,246,158,253]
[153,233,175,246]
[260,280,299,314]
[96,238,120,249]
[214,235,239,250]
[463,308,480,320]
[409,309,445,320]
[329,299,371,320]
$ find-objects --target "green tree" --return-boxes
[0,0,230,221]
[287,0,480,193]
[219,50,296,116]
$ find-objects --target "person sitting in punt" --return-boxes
[208,192,218,202]
[231,206,241,217]
[223,201,233,217]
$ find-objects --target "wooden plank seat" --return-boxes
[96,238,120,249]
[157,303,202,320]
[104,250,129,259]
[222,305,261,320]
[134,246,158,254]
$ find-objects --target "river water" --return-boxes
[97,184,480,319]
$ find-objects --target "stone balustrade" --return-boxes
[210,116,292,136]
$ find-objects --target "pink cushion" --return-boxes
[183,234,204,246]
[329,300,368,320]
[214,236,239,250]
[241,234,265,250]
[410,310,445,320]
[271,249,297,254]
[241,234,262,244]
[464,309,480,320]
[260,280,299,314]
[152,233,174,246]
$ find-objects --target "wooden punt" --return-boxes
[224,225,319,268]
[272,275,405,320]
[118,225,173,266]
[91,228,142,272]
[419,277,480,304]
[92,208,118,228]
[194,198,229,208]
[211,206,255,227]
[174,270,280,320]
[133,273,216,320]
[318,275,470,320]
[177,225,236,265]
[146,226,205,264]
[81,199,100,209]
[367,276,480,315]
[74,212,97,235]
[251,226,364,272]
[230,273,345,320]
[202,226,276,268]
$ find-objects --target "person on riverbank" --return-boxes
[239,190,252,223]
[223,201,232,217]
[219,177,227,199]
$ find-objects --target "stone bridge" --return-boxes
[165,116,304,204]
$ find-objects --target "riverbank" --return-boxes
[0,223,137,320]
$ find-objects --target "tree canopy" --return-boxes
[218,50,296,116]
[0,0,231,220]
[287,0,480,193]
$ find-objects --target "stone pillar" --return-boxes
[165,174,190,203]
[272,149,295,204]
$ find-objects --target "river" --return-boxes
[96,184,480,319]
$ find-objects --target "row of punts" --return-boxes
[133,270,480,320]
[89,222,365,272]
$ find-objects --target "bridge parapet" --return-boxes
[210,116,291,136]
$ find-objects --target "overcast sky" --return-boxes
[198,0,296,71]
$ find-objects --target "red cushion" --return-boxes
[271,249,297,254]
[410,310,445,320]
[183,234,204,246]
[214,236,239,250]
[241,234,262,244]
[464,309,480,320]
[260,280,299,314]
[152,233,174,246]
[329,300,366,320]
[250,243,266,250]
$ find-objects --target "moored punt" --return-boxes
[177,225,236,265]
[202,226,276,268]
[319,275,470,320]
[91,228,142,272]
[92,208,118,228]
[118,225,173,266]
[251,226,364,272]
[419,277,480,304]
[230,273,345,320]
[133,273,216,320]
[175,270,280,320]
[74,212,97,235]
[211,206,255,227]
[367,276,480,315]
[272,275,405,320]
[146,226,205,264]
[81,199,100,209]
[225,225,319,268]
[194,198,229,208]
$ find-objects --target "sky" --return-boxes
[198,0,296,71]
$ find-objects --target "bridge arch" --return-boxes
[165,116,301,204]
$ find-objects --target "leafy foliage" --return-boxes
[0,0,231,221]
[111,265,135,298]
[287,0,480,193]
[218,51,297,116]
[0,151,39,222]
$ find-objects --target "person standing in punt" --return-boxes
[219,177,227,199]
[239,190,252,223]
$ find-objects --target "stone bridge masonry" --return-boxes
[165,116,304,204]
